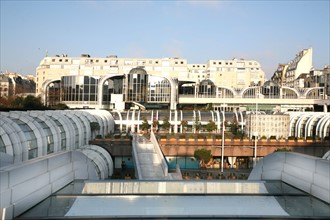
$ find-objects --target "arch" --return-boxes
[281,87,299,99]
[44,111,75,151]
[295,113,311,138]
[315,115,330,137]
[0,116,29,161]
[7,112,45,159]
[217,86,235,98]
[241,86,260,98]
[305,87,325,99]
[97,74,125,108]
[288,112,302,137]
[27,111,61,153]
[304,113,325,138]
[41,78,61,105]
[322,118,330,138]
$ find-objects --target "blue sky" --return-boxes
[1,0,329,79]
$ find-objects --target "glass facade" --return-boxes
[61,76,99,104]
[125,68,148,102]
[199,79,215,96]
[102,77,123,105]
[34,118,54,154]
[46,81,61,107]
[147,76,171,103]
[12,119,38,159]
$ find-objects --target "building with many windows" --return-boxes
[36,54,266,110]
[34,49,330,113]
[272,48,313,88]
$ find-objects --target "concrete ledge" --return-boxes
[311,184,330,204]
[0,151,104,219]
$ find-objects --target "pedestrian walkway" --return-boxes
[132,132,182,180]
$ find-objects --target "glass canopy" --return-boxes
[17,180,330,219]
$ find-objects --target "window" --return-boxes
[65,59,68,62]
[59,59,62,62]
[96,60,99,63]
[175,62,178,64]
[52,59,55,62]
[181,61,184,64]
[219,62,221,65]
[104,60,108,63]
[213,62,216,65]
[155,61,159,64]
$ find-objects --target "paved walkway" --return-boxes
[133,135,167,180]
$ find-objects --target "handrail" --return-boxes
[131,134,143,180]
[150,131,168,177]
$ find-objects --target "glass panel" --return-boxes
[18,180,330,219]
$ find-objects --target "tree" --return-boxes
[194,149,212,168]
[22,95,45,109]
[181,120,188,133]
[90,122,100,132]
[152,119,159,132]
[90,121,100,138]
[193,118,202,133]
[51,103,69,110]
[206,120,217,133]
[206,103,213,111]
[140,118,150,132]
[162,116,171,133]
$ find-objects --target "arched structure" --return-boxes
[242,86,260,98]
[281,87,299,99]
[261,81,280,99]
[0,110,114,166]
[41,79,61,106]
[285,112,330,139]
[198,79,216,96]
[305,87,325,99]
[216,86,235,98]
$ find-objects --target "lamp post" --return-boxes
[253,89,259,167]
[221,110,225,172]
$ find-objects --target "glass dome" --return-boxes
[199,79,215,96]
[261,80,280,98]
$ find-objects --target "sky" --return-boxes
[0,0,329,79]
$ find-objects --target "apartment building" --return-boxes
[283,48,313,88]
[35,54,265,109]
